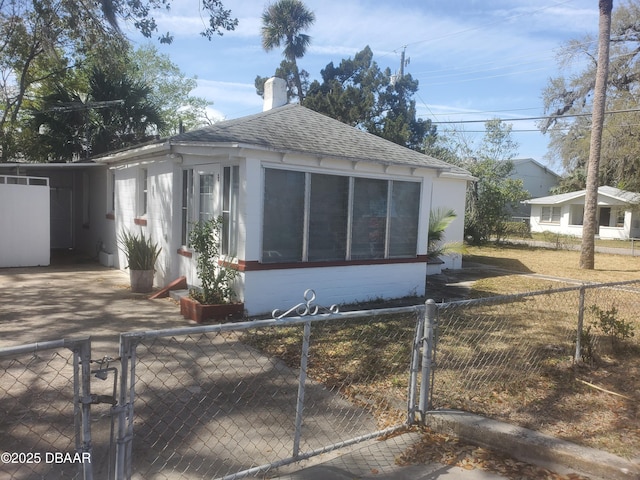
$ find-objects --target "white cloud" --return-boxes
[193,80,263,119]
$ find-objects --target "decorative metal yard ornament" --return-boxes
[272,289,339,319]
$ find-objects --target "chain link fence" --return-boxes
[428,279,640,458]
[116,305,424,479]
[3,280,639,479]
[0,338,93,480]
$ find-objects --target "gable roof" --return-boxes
[509,158,561,178]
[98,104,472,178]
[523,186,640,205]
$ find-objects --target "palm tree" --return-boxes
[427,208,465,261]
[261,0,315,102]
[89,69,165,154]
[580,0,613,269]
[29,69,165,161]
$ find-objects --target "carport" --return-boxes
[0,162,113,267]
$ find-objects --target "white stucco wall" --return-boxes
[105,144,469,314]
[242,263,426,315]
[430,176,467,270]
[111,156,177,287]
[0,177,50,267]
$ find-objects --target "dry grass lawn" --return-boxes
[465,243,640,287]
[437,245,640,460]
[246,244,640,466]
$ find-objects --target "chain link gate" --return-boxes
[0,337,94,479]
[2,298,432,479]
[114,298,428,479]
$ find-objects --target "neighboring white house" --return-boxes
[93,78,472,315]
[508,158,561,219]
[523,186,640,240]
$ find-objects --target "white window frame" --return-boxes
[261,167,421,263]
[222,165,240,257]
[540,206,561,224]
[181,168,194,246]
[138,168,148,217]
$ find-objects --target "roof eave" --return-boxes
[93,142,170,164]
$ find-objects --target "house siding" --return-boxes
[108,147,447,314]
[509,159,559,218]
[430,176,466,269]
[241,263,426,315]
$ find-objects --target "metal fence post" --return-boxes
[407,307,425,424]
[292,321,311,458]
[419,299,436,419]
[574,285,586,363]
[115,334,140,480]
[66,338,94,480]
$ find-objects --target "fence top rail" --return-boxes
[432,278,640,310]
[120,304,425,343]
[0,337,90,358]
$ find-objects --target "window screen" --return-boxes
[262,169,305,262]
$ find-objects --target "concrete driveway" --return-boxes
[0,254,188,357]
[0,256,403,479]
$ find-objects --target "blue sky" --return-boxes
[124,0,598,173]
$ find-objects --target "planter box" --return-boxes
[180,296,244,323]
[129,270,154,293]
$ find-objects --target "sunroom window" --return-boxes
[261,168,421,263]
[308,173,349,261]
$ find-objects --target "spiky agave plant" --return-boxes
[118,230,161,270]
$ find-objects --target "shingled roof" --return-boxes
[524,186,640,205]
[169,104,471,177]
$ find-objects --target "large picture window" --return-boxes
[309,174,349,261]
[262,168,421,263]
[351,178,388,259]
[389,181,421,257]
[262,169,305,262]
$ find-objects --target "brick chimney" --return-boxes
[263,77,288,111]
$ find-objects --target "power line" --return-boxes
[429,108,640,125]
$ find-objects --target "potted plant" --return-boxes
[118,230,161,293]
[180,216,243,323]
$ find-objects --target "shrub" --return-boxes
[188,216,239,305]
[589,304,635,351]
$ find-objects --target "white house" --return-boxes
[508,158,560,219]
[523,186,640,240]
[93,78,473,315]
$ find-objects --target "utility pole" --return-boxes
[400,46,406,77]
[391,46,410,86]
